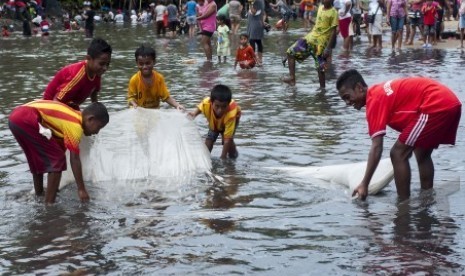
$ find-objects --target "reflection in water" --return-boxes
[357,187,461,275]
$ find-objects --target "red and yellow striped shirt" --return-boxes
[24,100,83,153]
[43,61,101,109]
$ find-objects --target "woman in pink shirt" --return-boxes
[386,0,408,50]
[197,0,217,61]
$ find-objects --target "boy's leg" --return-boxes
[205,139,214,152]
[205,130,219,152]
[317,69,325,89]
[45,172,61,204]
[282,55,296,85]
[32,173,44,195]
[390,140,414,199]
[414,148,434,190]
[227,139,238,158]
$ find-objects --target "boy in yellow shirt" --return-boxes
[128,45,185,110]
[188,85,241,159]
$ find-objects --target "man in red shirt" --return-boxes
[43,38,112,110]
[336,69,461,200]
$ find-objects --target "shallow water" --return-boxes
[0,22,464,275]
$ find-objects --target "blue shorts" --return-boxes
[389,16,405,32]
[187,15,196,25]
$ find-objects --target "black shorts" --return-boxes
[200,30,214,37]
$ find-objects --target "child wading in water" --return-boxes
[282,0,338,89]
[128,44,185,110]
[188,85,241,159]
[216,15,231,63]
[234,33,256,69]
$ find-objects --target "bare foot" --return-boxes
[281,76,296,86]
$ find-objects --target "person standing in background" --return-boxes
[82,1,96,38]
[197,0,218,61]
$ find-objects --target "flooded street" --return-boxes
[0,23,464,275]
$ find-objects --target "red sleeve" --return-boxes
[43,67,67,100]
[366,84,390,139]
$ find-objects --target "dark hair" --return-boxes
[210,84,232,103]
[134,44,156,61]
[239,33,249,40]
[217,14,227,22]
[82,102,110,125]
[336,69,367,90]
[87,38,112,59]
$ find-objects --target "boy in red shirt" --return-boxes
[234,33,256,69]
[336,69,461,201]
[8,101,109,204]
[421,0,437,48]
[43,38,112,110]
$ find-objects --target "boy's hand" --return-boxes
[176,104,186,112]
[352,183,368,201]
[78,188,90,202]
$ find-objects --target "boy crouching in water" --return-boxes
[188,85,241,159]
[8,100,109,204]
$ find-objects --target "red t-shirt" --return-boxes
[43,61,101,109]
[236,45,255,64]
[366,78,461,138]
[421,2,437,25]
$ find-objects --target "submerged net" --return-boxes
[61,109,212,196]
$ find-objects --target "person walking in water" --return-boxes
[197,0,217,61]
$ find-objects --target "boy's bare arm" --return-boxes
[91,90,98,102]
[221,139,233,159]
[187,107,201,119]
[69,152,90,202]
[164,96,185,111]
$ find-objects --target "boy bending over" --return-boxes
[188,85,241,159]
[282,0,338,89]
[336,69,461,201]
[9,100,109,204]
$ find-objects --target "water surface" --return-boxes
[0,23,464,275]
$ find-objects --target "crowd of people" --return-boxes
[2,0,465,72]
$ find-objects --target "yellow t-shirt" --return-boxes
[127,70,170,108]
[305,5,338,42]
[25,100,83,153]
[197,97,241,139]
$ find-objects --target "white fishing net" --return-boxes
[61,108,212,193]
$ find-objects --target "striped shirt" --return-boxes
[43,61,101,109]
[24,100,83,153]
[197,97,241,139]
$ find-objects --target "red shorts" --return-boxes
[8,106,67,174]
[399,105,461,148]
[339,17,352,38]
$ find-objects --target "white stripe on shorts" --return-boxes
[405,113,428,146]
